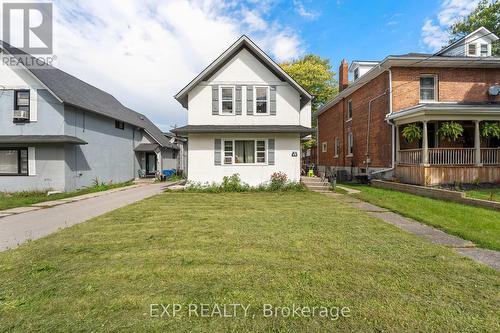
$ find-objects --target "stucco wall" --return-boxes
[187,133,300,186]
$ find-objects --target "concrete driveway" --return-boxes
[0,183,168,252]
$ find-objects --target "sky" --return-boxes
[0,0,484,131]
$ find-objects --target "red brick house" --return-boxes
[317,27,500,186]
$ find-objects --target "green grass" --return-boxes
[342,184,500,251]
[0,192,498,332]
[0,180,134,211]
[465,187,500,202]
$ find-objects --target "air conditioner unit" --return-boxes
[13,110,30,120]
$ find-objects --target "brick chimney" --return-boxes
[339,59,348,92]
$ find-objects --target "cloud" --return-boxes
[293,0,319,20]
[0,0,305,130]
[420,0,481,51]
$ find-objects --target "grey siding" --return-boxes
[161,148,177,170]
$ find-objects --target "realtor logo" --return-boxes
[2,2,53,54]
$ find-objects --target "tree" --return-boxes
[280,55,338,129]
[449,0,500,55]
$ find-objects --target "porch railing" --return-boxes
[399,149,422,165]
[428,148,475,165]
[398,148,500,165]
[481,148,500,165]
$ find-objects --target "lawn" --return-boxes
[0,192,499,332]
[343,184,500,251]
[0,181,133,211]
[465,187,500,202]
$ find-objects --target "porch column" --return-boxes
[475,120,482,166]
[395,125,400,164]
[422,120,429,166]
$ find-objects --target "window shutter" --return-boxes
[212,85,219,115]
[29,89,38,122]
[270,86,276,116]
[246,86,253,115]
[235,86,242,115]
[268,139,275,165]
[214,139,221,165]
[28,147,36,176]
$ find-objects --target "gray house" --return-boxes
[0,44,178,192]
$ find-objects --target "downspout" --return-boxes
[371,69,395,176]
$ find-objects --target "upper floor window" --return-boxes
[347,132,353,156]
[220,86,235,114]
[115,120,125,130]
[13,90,30,122]
[420,75,437,102]
[0,148,28,175]
[468,43,477,56]
[353,68,359,81]
[254,86,269,114]
[334,137,340,158]
[347,100,353,121]
[480,44,488,56]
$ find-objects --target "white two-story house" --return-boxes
[173,36,313,186]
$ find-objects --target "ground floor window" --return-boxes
[223,139,267,164]
[0,148,28,175]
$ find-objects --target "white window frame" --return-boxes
[253,86,270,115]
[334,137,340,158]
[321,142,327,153]
[347,132,353,157]
[221,139,268,165]
[219,86,235,115]
[419,74,438,102]
[467,43,477,56]
[346,100,353,121]
[480,43,488,57]
[353,68,359,80]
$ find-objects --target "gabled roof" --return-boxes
[174,35,312,109]
[436,27,499,56]
[1,42,174,148]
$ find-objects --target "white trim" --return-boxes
[253,86,270,115]
[419,74,438,103]
[334,137,340,158]
[219,85,236,115]
[221,138,268,165]
[346,99,353,121]
[28,147,36,176]
[321,141,327,153]
[29,88,37,122]
[347,132,353,156]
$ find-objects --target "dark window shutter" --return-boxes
[235,86,242,115]
[247,86,253,115]
[268,139,275,165]
[270,86,276,115]
[212,85,219,115]
[214,139,221,165]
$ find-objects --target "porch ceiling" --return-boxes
[387,104,500,125]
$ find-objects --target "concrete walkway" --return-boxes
[321,191,500,271]
[0,183,169,252]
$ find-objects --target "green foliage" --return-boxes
[280,54,338,127]
[302,138,316,149]
[437,122,464,142]
[186,173,305,193]
[449,0,500,55]
[481,122,500,139]
[401,123,423,143]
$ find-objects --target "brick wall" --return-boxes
[392,67,500,112]
[318,72,392,169]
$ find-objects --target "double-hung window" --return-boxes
[347,100,353,121]
[254,86,269,114]
[347,132,353,156]
[334,137,340,158]
[223,139,267,164]
[420,75,437,102]
[0,148,28,175]
[480,44,488,56]
[468,43,477,56]
[220,86,234,114]
[14,90,30,122]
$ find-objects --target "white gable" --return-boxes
[208,48,281,84]
[437,27,499,57]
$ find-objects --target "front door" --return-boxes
[145,153,157,175]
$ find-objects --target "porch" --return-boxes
[388,104,500,185]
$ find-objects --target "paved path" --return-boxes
[0,183,169,252]
[321,191,500,271]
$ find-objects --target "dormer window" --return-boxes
[480,44,488,56]
[353,68,359,80]
[220,86,234,114]
[468,43,477,56]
